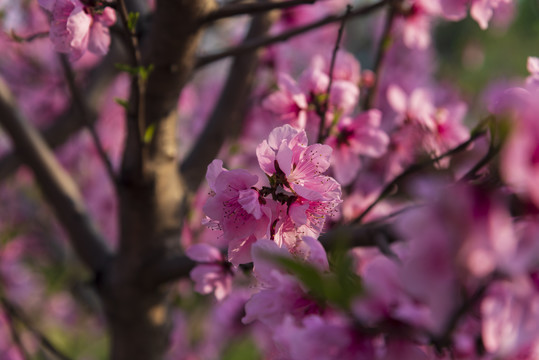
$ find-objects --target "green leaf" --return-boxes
[139,64,154,81]
[271,251,363,310]
[144,123,156,144]
[114,63,154,81]
[273,256,326,300]
[127,12,140,33]
[221,337,261,360]
[114,97,129,110]
[114,63,139,76]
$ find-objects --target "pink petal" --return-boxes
[300,236,329,271]
[186,243,222,262]
[298,65,329,95]
[289,201,309,226]
[332,146,361,186]
[268,124,299,150]
[256,140,276,175]
[387,84,408,114]
[38,0,56,11]
[50,0,77,53]
[276,141,294,176]
[471,0,494,30]
[277,73,308,109]
[206,159,225,191]
[98,6,117,27]
[88,21,111,56]
[65,3,92,60]
[329,81,359,114]
[350,128,390,158]
[527,57,539,76]
[238,189,263,220]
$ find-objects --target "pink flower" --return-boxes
[186,243,232,300]
[273,315,352,360]
[326,110,390,185]
[257,125,337,201]
[470,0,513,30]
[203,160,270,265]
[299,54,360,115]
[387,84,436,130]
[526,56,539,90]
[38,0,116,61]
[242,239,326,328]
[481,277,539,357]
[499,87,539,208]
[256,125,342,240]
[262,73,308,129]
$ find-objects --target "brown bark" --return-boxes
[102,1,217,359]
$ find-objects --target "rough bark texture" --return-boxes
[101,1,216,360]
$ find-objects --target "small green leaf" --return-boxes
[115,63,154,81]
[115,63,138,75]
[273,256,326,300]
[114,97,129,110]
[144,123,156,144]
[315,93,329,106]
[127,12,140,33]
[139,64,154,81]
[221,337,261,360]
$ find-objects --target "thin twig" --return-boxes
[116,0,146,179]
[203,0,316,23]
[58,55,118,188]
[431,276,497,352]
[362,1,396,110]
[0,295,31,360]
[9,30,49,43]
[0,295,72,360]
[195,0,389,68]
[458,144,500,183]
[351,131,487,224]
[317,4,352,144]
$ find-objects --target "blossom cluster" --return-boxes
[181,1,539,359]
[4,0,539,359]
[201,124,342,267]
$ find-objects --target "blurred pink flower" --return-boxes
[326,110,389,185]
[186,243,232,300]
[38,0,116,61]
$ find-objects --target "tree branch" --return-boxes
[0,299,31,360]
[317,4,351,143]
[362,1,397,110]
[0,77,111,274]
[0,35,126,182]
[144,254,197,287]
[117,0,146,181]
[58,54,118,189]
[352,130,487,224]
[202,0,315,23]
[8,30,49,43]
[0,294,72,360]
[195,0,389,68]
[181,5,277,193]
